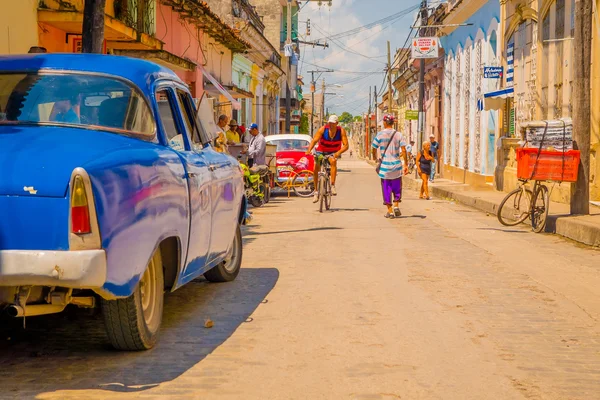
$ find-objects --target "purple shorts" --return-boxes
[381,178,402,206]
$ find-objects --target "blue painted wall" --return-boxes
[440,0,500,54]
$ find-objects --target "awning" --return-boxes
[202,69,242,110]
[481,87,514,111]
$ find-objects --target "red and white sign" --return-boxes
[412,37,439,59]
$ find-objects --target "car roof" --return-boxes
[0,54,184,94]
[265,134,311,142]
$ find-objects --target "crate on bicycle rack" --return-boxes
[516,148,580,182]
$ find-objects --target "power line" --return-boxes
[313,3,421,42]
[313,24,388,65]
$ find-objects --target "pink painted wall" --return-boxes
[156,4,204,97]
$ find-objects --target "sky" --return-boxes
[297,0,423,117]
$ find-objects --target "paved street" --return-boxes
[2,158,600,400]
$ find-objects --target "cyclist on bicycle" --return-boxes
[306,114,349,202]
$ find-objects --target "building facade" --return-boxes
[440,0,502,186]
[495,0,600,202]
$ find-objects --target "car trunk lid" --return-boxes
[0,125,132,197]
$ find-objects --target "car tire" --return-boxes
[204,224,242,283]
[101,248,164,351]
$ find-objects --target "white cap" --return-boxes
[328,115,339,124]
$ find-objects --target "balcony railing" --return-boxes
[232,0,265,33]
[280,98,299,108]
[114,0,156,36]
[269,51,282,69]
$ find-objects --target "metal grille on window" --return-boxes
[555,0,565,118]
[528,22,538,121]
[541,14,550,119]
[474,40,482,173]
[115,0,156,36]
[454,52,461,167]
[464,46,471,171]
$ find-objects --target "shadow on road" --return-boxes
[329,208,370,213]
[476,227,528,234]
[243,226,342,237]
[396,215,427,219]
[0,268,279,398]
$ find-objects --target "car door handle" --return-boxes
[209,165,216,171]
[187,172,197,178]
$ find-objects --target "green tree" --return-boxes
[299,113,309,134]
[339,111,353,124]
[353,115,363,122]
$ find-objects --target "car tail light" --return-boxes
[71,175,91,234]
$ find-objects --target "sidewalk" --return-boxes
[403,174,600,247]
[364,158,600,247]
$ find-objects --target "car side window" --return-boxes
[156,89,185,151]
[175,90,197,145]
[177,90,211,147]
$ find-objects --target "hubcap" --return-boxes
[140,257,160,331]
[223,230,241,273]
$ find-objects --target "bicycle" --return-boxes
[273,166,315,198]
[497,178,549,233]
[315,154,333,213]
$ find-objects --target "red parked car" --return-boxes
[265,134,315,187]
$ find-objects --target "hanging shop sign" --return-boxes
[483,66,503,79]
[411,37,439,59]
[405,110,419,120]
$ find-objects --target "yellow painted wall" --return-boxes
[251,64,261,123]
[0,0,38,54]
[591,0,600,200]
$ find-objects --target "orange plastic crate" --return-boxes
[516,148,580,182]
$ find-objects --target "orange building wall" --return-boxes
[156,3,204,97]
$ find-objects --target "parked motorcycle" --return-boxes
[239,157,271,208]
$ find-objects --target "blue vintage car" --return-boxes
[0,54,246,350]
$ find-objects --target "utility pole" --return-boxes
[417,0,428,152]
[308,68,333,136]
[373,86,378,160]
[571,0,593,215]
[387,40,394,118]
[82,0,107,53]
[321,78,326,126]
[284,0,293,134]
[367,86,372,158]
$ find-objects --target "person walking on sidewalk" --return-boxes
[372,114,408,218]
[429,134,440,182]
[417,141,435,200]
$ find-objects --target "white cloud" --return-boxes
[298,0,411,115]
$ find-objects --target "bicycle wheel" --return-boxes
[325,177,332,210]
[531,184,549,233]
[319,175,326,213]
[292,170,315,198]
[497,187,533,226]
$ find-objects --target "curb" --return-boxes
[402,175,600,248]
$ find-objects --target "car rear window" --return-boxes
[0,73,154,137]
[269,139,310,152]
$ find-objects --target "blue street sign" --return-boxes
[484,66,503,79]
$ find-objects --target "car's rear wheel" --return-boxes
[204,224,242,282]
[102,248,164,351]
